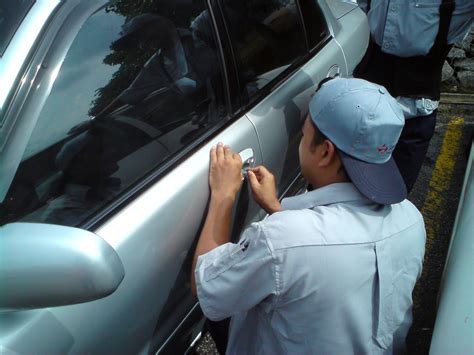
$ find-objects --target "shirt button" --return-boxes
[383,43,391,49]
[391,5,398,11]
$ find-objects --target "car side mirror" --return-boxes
[0,223,124,310]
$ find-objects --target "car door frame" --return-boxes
[153,0,268,352]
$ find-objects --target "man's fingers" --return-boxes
[248,167,261,180]
[224,145,232,159]
[251,165,270,180]
[247,170,259,188]
[256,165,270,175]
[232,152,242,163]
[250,166,260,174]
[216,142,224,161]
[210,146,217,165]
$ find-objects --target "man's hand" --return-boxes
[191,143,242,295]
[248,166,281,214]
[209,143,243,200]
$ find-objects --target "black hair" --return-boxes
[310,121,328,149]
[308,76,335,148]
[316,76,336,91]
[308,76,351,180]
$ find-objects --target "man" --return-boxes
[191,78,426,353]
[354,0,474,191]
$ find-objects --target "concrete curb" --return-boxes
[440,93,474,105]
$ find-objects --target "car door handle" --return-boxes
[239,148,255,176]
[326,64,340,79]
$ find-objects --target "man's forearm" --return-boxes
[191,194,235,295]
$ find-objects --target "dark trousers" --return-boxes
[393,111,437,193]
[207,318,230,354]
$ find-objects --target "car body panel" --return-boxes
[331,5,369,75]
[319,1,369,77]
[325,0,358,20]
[0,118,262,354]
[430,141,474,355]
[0,0,369,353]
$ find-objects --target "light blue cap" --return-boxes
[310,78,404,163]
[309,78,407,204]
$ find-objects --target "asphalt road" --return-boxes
[196,102,474,355]
[407,103,474,354]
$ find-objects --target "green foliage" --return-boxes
[88,0,204,117]
[106,0,159,19]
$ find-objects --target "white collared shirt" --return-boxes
[357,0,473,58]
[356,0,473,118]
[195,183,426,354]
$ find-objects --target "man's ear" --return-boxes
[318,140,337,167]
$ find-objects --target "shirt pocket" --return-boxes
[415,1,453,8]
[203,240,249,281]
[398,2,444,55]
[415,0,441,9]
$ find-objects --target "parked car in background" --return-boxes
[0,0,368,353]
[430,140,474,354]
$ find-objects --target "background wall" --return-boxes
[442,27,474,92]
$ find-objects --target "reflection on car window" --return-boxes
[298,0,328,50]
[0,0,35,55]
[0,1,225,227]
[222,0,306,100]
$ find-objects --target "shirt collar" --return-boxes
[281,183,371,210]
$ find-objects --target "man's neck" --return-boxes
[310,175,350,190]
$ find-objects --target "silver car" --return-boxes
[430,140,474,355]
[0,0,368,353]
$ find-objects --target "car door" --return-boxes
[218,0,348,198]
[0,0,262,354]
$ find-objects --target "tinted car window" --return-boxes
[221,0,306,100]
[0,0,35,55]
[0,1,225,227]
[298,0,328,50]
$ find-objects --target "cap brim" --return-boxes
[339,151,407,205]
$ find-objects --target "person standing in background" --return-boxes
[355,0,474,191]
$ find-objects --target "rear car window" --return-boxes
[221,0,307,101]
[0,0,35,56]
[298,0,329,50]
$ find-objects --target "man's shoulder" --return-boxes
[391,199,425,228]
[255,208,341,251]
[384,199,425,239]
[258,209,315,238]
[252,199,424,250]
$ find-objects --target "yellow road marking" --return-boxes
[412,117,464,312]
[420,117,465,277]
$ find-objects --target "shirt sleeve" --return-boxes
[194,223,277,321]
